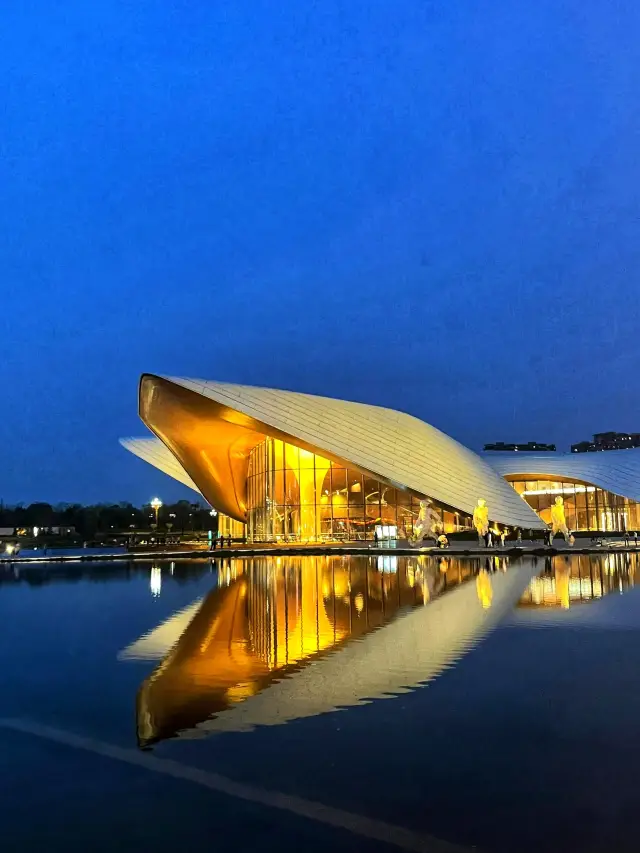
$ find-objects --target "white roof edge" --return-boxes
[144,376,544,528]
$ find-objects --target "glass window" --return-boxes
[285,468,299,505]
[348,472,364,503]
[380,485,396,510]
[274,469,286,504]
[443,511,457,533]
[563,497,577,531]
[318,466,332,497]
[330,467,347,496]
[285,442,299,469]
[273,439,285,471]
[383,502,398,527]
[298,448,315,468]
[246,437,475,543]
[363,477,381,506]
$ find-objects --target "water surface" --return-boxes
[3,553,640,852]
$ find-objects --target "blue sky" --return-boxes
[1,1,639,504]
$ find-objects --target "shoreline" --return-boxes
[0,541,637,566]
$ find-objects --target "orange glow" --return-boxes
[476,569,493,609]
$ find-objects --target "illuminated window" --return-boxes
[245,438,470,542]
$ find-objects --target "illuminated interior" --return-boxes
[507,476,640,532]
[246,437,472,542]
[217,514,245,540]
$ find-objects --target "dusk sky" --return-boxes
[1,2,639,506]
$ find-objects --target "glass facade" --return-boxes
[508,477,640,532]
[217,514,246,540]
[246,437,472,543]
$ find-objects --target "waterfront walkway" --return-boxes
[0,537,636,566]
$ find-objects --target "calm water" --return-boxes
[2,553,640,852]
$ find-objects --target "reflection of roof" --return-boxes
[485,449,640,502]
[118,599,203,660]
[187,560,539,737]
[121,374,543,527]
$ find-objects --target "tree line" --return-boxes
[0,500,217,537]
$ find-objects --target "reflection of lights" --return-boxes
[476,570,493,609]
[33,527,39,537]
[354,593,364,614]
[525,576,604,605]
[150,567,162,597]
[226,682,257,703]
[377,555,397,572]
[5,544,14,555]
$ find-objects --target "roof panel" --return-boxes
[156,376,543,527]
[485,450,640,502]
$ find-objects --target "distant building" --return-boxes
[483,441,556,452]
[571,432,640,453]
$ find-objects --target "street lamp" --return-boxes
[150,497,163,527]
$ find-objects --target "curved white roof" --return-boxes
[485,449,640,502]
[119,436,201,494]
[134,375,543,527]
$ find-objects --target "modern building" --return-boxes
[484,441,556,452]
[485,449,640,532]
[571,432,640,453]
[121,374,640,538]
[121,374,544,543]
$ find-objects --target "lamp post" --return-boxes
[150,497,163,528]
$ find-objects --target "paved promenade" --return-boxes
[0,536,637,566]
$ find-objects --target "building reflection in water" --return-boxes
[134,554,523,746]
[128,553,640,745]
[518,553,636,609]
